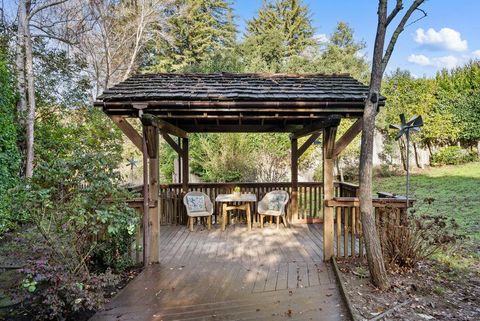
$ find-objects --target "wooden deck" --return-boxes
[91,224,349,321]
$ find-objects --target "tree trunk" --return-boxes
[398,138,407,171]
[15,0,27,120]
[24,0,35,178]
[359,100,389,290]
[413,142,421,168]
[358,0,389,290]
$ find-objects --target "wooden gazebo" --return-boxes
[95,73,386,264]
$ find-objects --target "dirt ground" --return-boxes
[337,258,480,321]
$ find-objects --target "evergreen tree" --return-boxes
[243,0,315,72]
[147,0,236,72]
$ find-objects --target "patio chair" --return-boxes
[258,190,289,229]
[183,191,214,231]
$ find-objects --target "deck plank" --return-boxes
[91,224,349,321]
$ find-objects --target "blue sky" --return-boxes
[3,0,478,78]
[233,0,480,78]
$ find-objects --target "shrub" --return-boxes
[20,258,122,320]
[380,204,461,270]
[8,108,139,319]
[431,146,478,166]
[0,38,21,234]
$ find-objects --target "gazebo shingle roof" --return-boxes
[97,73,377,103]
[96,73,384,132]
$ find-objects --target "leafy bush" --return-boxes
[20,259,122,320]
[431,146,478,166]
[12,109,138,274]
[0,36,21,234]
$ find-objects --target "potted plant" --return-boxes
[233,186,241,198]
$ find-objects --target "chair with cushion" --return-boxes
[257,190,289,229]
[183,191,214,231]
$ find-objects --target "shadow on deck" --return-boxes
[91,224,349,321]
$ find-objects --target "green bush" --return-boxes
[0,37,21,234]
[11,108,138,272]
[431,146,478,166]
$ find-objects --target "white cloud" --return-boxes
[314,33,328,43]
[473,50,480,58]
[408,54,431,66]
[433,55,459,69]
[408,54,461,69]
[414,28,468,52]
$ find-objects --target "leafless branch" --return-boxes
[28,0,68,19]
[381,0,426,73]
[405,7,428,27]
[386,0,403,26]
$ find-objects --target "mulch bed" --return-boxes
[337,258,480,320]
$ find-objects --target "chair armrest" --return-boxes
[257,200,269,214]
[206,200,214,215]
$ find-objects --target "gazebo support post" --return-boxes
[290,137,298,223]
[182,137,189,193]
[323,125,337,261]
[177,137,182,183]
[141,127,150,266]
[143,125,160,264]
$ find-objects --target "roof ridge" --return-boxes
[132,72,352,78]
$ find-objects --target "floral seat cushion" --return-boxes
[186,195,206,212]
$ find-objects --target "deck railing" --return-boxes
[128,182,412,263]
[327,197,412,259]
[159,181,350,225]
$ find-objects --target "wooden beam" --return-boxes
[290,115,341,139]
[144,125,159,159]
[141,129,150,266]
[109,115,143,152]
[324,126,337,159]
[149,155,160,263]
[323,124,338,262]
[177,137,182,184]
[298,133,321,157]
[161,132,182,155]
[141,114,188,138]
[290,137,298,222]
[333,118,363,158]
[182,137,189,193]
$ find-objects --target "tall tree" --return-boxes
[147,0,236,72]
[360,0,426,289]
[243,0,315,72]
[15,0,89,177]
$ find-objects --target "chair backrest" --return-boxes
[263,190,289,211]
[183,191,213,214]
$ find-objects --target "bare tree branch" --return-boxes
[405,7,427,27]
[386,0,403,26]
[381,0,426,73]
[28,0,68,19]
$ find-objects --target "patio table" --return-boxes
[215,193,257,231]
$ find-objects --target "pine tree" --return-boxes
[148,0,236,72]
[243,0,315,72]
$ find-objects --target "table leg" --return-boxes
[246,204,251,231]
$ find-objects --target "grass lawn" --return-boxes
[373,162,480,242]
